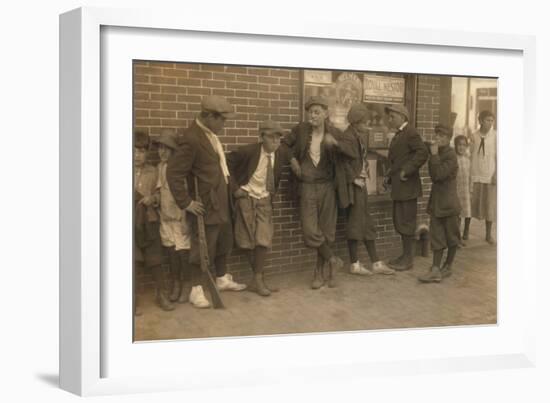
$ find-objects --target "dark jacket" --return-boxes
[226,142,291,195]
[166,121,230,225]
[283,121,356,208]
[427,145,461,218]
[341,125,368,183]
[387,123,429,201]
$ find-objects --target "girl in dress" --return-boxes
[470,111,497,244]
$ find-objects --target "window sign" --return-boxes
[363,74,405,104]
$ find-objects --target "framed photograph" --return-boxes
[60,6,536,396]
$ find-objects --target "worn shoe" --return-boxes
[311,267,325,289]
[216,273,247,291]
[177,283,190,304]
[389,258,413,271]
[327,256,343,288]
[418,266,442,283]
[372,261,395,275]
[169,279,182,302]
[440,263,453,279]
[155,289,176,311]
[486,236,495,245]
[189,285,210,309]
[388,254,405,266]
[263,274,279,292]
[350,261,373,276]
[253,273,271,297]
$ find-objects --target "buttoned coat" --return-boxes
[387,123,429,201]
[427,145,461,218]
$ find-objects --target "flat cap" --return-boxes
[347,103,370,124]
[385,104,410,120]
[153,128,178,150]
[201,95,236,118]
[434,124,452,137]
[259,120,284,135]
[305,95,329,110]
[134,131,150,149]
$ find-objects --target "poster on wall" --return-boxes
[333,72,363,129]
[363,74,405,104]
[304,69,333,85]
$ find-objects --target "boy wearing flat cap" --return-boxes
[343,104,395,276]
[153,128,192,304]
[166,95,246,309]
[418,124,461,283]
[134,130,174,313]
[385,104,429,271]
[283,95,355,289]
[226,121,292,296]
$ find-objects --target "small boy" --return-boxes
[418,124,461,283]
[153,129,192,304]
[134,131,174,312]
[226,120,291,296]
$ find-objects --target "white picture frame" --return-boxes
[59,6,537,396]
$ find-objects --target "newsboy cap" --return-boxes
[134,130,150,149]
[259,120,284,135]
[385,104,410,121]
[434,124,452,137]
[305,95,329,110]
[201,95,236,118]
[347,103,370,124]
[152,128,178,150]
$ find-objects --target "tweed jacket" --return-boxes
[387,123,429,201]
[166,121,230,225]
[427,145,461,218]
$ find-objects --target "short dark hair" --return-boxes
[478,110,495,123]
[454,135,467,148]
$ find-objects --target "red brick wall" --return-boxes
[134,61,441,284]
[415,75,442,228]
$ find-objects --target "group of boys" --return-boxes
[134,94,463,313]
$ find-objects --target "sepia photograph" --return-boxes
[132,61,497,341]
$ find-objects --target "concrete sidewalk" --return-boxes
[134,219,496,341]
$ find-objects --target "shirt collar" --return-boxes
[260,145,274,159]
[479,128,494,139]
[196,118,216,137]
[398,121,408,131]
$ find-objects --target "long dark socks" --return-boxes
[253,246,268,274]
[365,240,379,263]
[347,240,358,263]
[445,246,457,268]
[432,249,444,268]
[214,255,227,277]
[463,217,471,239]
[318,241,333,261]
